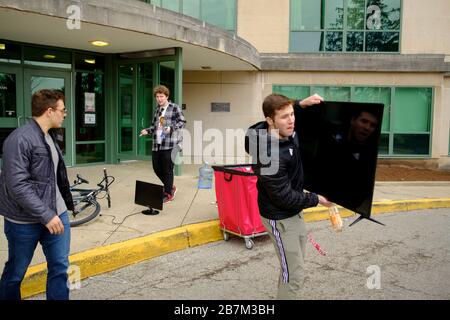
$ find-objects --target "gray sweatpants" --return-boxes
[261,213,307,300]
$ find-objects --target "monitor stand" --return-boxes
[349,215,385,227]
[141,207,160,215]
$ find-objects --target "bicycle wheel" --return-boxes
[69,198,101,227]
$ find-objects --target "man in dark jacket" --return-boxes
[246,93,332,299]
[0,89,74,300]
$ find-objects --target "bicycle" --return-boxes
[69,168,115,227]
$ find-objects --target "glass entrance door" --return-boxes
[118,65,134,157]
[0,65,23,163]
[118,59,176,161]
[137,62,154,157]
[1,67,72,166]
[24,69,73,165]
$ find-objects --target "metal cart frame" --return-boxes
[221,226,267,249]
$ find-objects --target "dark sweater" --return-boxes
[245,113,319,220]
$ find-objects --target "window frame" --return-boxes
[146,0,237,32]
[272,84,433,157]
[289,0,402,53]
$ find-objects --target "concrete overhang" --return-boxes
[0,0,261,70]
[261,53,450,73]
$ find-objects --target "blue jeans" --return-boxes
[0,212,71,300]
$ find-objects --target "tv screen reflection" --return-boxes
[295,101,384,220]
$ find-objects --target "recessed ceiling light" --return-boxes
[0,44,5,50]
[43,54,56,59]
[90,40,109,47]
[84,58,96,64]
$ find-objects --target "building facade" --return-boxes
[1,0,449,171]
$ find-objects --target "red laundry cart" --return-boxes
[212,165,267,249]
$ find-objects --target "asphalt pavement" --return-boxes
[0,161,449,298]
[31,208,450,300]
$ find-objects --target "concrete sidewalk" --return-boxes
[0,161,449,298]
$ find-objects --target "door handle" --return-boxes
[141,118,144,128]
[17,115,22,127]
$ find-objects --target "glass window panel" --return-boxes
[291,0,322,30]
[367,0,401,30]
[393,134,430,155]
[74,54,105,72]
[138,63,153,112]
[24,46,71,69]
[119,66,133,153]
[325,0,344,30]
[0,41,21,64]
[75,72,105,141]
[0,73,17,118]
[365,31,399,52]
[311,86,350,101]
[366,1,382,30]
[0,128,15,159]
[150,0,161,6]
[310,86,326,98]
[346,31,364,51]
[290,31,323,52]
[347,0,365,30]
[182,0,200,19]
[202,0,236,31]
[76,143,105,164]
[272,86,310,100]
[159,61,175,102]
[31,76,65,95]
[393,88,432,133]
[161,0,180,12]
[325,31,343,51]
[120,128,133,153]
[138,63,154,157]
[378,133,389,154]
[354,87,391,131]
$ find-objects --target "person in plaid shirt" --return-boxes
[140,85,186,204]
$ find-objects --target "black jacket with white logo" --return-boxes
[245,120,319,220]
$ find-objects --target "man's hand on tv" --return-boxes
[318,195,333,207]
[299,93,324,108]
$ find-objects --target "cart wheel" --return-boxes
[223,231,229,241]
[245,238,254,250]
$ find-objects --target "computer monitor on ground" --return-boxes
[135,180,164,215]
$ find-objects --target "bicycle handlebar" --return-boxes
[69,169,115,226]
[75,174,89,184]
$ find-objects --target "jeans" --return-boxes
[152,148,175,195]
[0,212,71,300]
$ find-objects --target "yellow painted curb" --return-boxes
[21,198,450,298]
[302,198,450,222]
[21,221,223,298]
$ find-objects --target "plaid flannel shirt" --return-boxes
[145,102,186,151]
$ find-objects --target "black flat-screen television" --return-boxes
[295,101,384,225]
[135,180,164,215]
